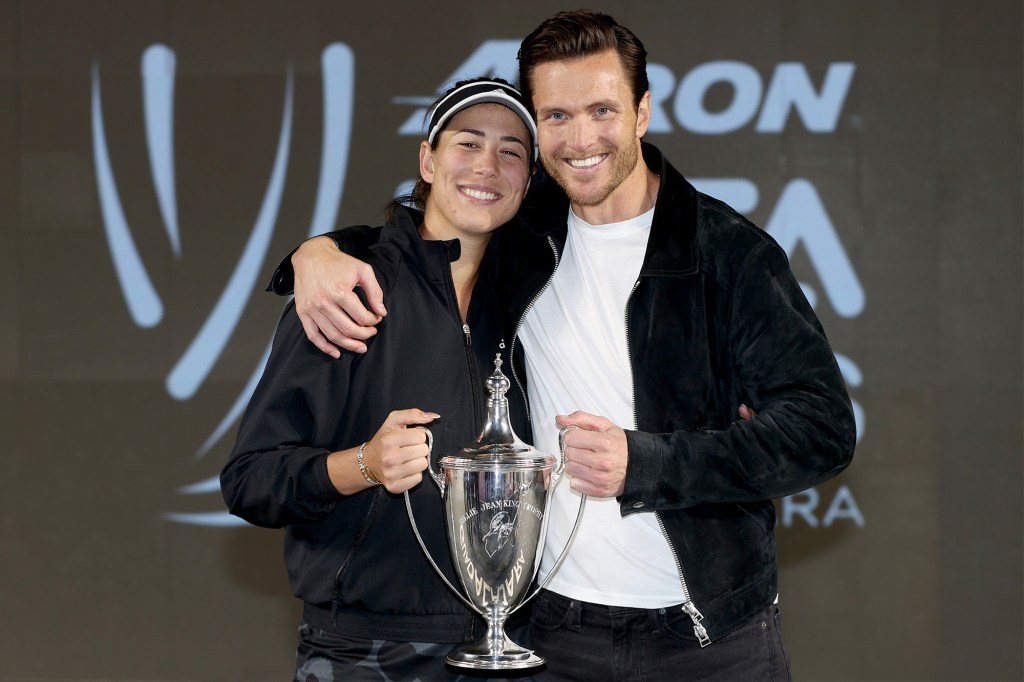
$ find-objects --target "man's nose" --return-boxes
[567,118,597,151]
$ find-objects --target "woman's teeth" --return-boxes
[462,187,499,200]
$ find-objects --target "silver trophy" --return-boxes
[406,354,585,670]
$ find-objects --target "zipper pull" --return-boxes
[682,601,711,647]
[462,323,472,348]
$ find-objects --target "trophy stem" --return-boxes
[446,602,545,670]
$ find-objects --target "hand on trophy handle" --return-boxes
[365,409,439,494]
[555,411,629,498]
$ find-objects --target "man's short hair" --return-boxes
[517,10,650,114]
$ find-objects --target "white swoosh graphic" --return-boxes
[91,62,164,328]
[163,511,248,527]
[165,68,295,400]
[193,337,273,460]
[142,44,181,257]
[164,45,354,526]
[308,43,354,236]
[188,43,354,458]
[178,476,223,495]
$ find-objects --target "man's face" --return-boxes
[530,49,651,213]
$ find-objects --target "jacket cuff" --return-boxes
[265,246,298,295]
[620,430,666,516]
[264,234,349,295]
[305,452,344,503]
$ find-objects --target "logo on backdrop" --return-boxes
[91,43,356,526]
[94,40,864,529]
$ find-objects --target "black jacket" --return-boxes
[498,142,855,642]
[223,206,528,642]
[271,143,855,645]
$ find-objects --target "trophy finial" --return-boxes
[486,353,511,398]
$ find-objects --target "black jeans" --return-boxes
[529,590,791,682]
[294,622,537,682]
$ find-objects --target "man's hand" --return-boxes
[555,411,629,498]
[554,405,756,499]
[363,409,438,494]
[292,236,386,357]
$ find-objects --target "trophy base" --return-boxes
[447,640,545,671]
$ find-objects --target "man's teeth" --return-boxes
[462,188,500,200]
[567,155,604,168]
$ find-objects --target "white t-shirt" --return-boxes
[519,206,686,608]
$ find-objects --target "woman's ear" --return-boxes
[419,140,435,183]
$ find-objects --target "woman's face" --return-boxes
[419,103,532,242]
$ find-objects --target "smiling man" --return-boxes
[269,10,856,681]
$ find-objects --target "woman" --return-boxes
[220,78,536,680]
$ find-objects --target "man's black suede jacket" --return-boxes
[497,142,855,643]
[270,142,855,645]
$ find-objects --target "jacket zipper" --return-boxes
[625,278,711,647]
[462,322,481,428]
[331,485,385,627]
[440,242,482,428]
[509,235,561,424]
[447,248,481,639]
[510,236,710,644]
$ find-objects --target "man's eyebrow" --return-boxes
[537,99,619,115]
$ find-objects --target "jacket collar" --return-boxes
[519,141,700,276]
[379,205,462,283]
[379,203,506,289]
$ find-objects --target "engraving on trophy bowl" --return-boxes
[449,470,548,611]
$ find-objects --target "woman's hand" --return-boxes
[362,409,439,494]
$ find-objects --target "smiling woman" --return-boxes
[219,77,537,681]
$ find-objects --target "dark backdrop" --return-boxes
[1,1,1021,680]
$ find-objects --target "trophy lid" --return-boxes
[441,354,554,471]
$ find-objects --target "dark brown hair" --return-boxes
[517,9,649,114]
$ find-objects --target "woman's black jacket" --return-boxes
[221,206,528,643]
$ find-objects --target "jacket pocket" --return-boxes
[529,592,578,633]
[735,500,774,535]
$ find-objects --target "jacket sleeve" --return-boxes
[220,301,350,527]
[620,239,856,512]
[265,226,383,295]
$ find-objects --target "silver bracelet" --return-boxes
[357,442,381,486]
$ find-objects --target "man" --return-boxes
[270,10,855,681]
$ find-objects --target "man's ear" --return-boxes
[635,90,652,138]
[419,140,435,183]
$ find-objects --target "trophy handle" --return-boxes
[554,424,577,484]
[510,491,587,615]
[404,491,483,616]
[508,425,586,614]
[419,427,444,496]
[403,428,482,615]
